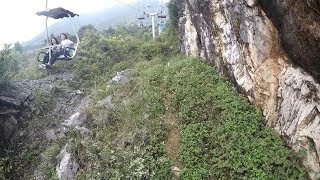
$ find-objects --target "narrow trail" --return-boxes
[163,90,182,178]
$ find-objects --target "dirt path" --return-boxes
[163,91,182,178]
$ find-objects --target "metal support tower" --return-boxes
[145,12,161,40]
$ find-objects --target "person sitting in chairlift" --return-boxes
[39,37,60,69]
[41,33,74,69]
[60,33,74,51]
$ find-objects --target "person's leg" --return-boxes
[39,52,49,69]
[49,52,60,65]
[64,48,70,57]
[42,52,49,64]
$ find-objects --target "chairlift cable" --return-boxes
[113,0,143,12]
[147,0,155,12]
[156,0,163,14]
[160,0,164,13]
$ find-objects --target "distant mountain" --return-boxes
[22,0,168,50]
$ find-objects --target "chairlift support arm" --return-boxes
[45,0,51,63]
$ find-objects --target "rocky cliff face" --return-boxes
[0,82,33,149]
[0,72,84,179]
[178,0,320,178]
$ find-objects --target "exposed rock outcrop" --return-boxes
[178,0,320,178]
[56,146,79,180]
[1,69,132,179]
[259,0,320,80]
[0,72,86,179]
[0,72,76,148]
[0,82,33,149]
[109,69,130,85]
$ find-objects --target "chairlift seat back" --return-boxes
[57,47,76,60]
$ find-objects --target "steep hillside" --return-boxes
[0,24,307,179]
[176,0,320,178]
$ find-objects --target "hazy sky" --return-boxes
[0,0,167,46]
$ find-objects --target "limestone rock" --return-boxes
[3,116,18,139]
[0,82,33,148]
[171,166,181,177]
[109,69,130,85]
[62,112,85,128]
[0,96,22,107]
[96,95,114,109]
[245,0,256,7]
[259,0,320,81]
[74,90,82,95]
[178,0,320,178]
[45,129,57,141]
[56,146,79,180]
[277,67,320,179]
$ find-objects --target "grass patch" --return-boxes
[67,26,305,179]
[73,58,173,179]
[13,54,47,80]
[73,53,306,179]
[163,57,306,179]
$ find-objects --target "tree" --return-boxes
[0,45,20,83]
[103,27,115,35]
[78,24,97,39]
[13,42,23,53]
[2,43,12,55]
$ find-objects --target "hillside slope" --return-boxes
[176,0,320,178]
[0,26,307,179]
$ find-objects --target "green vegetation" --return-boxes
[164,58,306,179]
[0,44,47,81]
[59,25,306,179]
[0,44,22,83]
[167,0,182,30]
[0,11,307,179]
[68,27,177,179]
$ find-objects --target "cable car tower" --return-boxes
[143,3,166,40]
[157,5,167,35]
[113,0,167,40]
[145,12,162,40]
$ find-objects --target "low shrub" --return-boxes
[163,57,306,179]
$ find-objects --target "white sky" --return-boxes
[0,0,168,46]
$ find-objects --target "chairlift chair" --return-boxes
[36,7,80,63]
[138,11,146,20]
[138,14,145,20]
[157,5,167,19]
[158,15,166,19]
[157,10,166,19]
